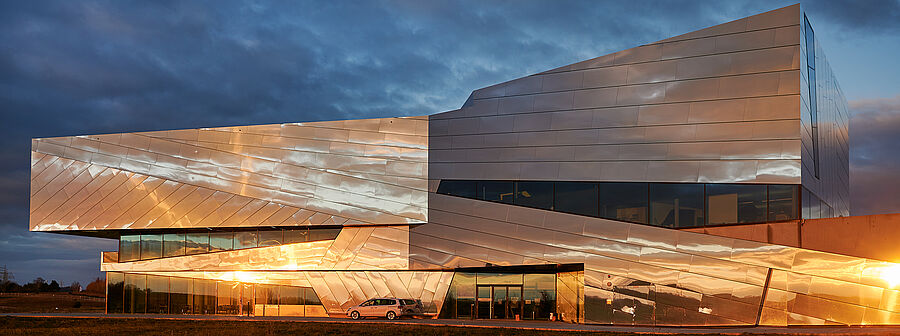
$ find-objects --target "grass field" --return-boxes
[0,294,104,314]
[0,317,670,336]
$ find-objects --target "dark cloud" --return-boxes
[0,0,898,284]
[850,95,900,216]
[802,0,900,35]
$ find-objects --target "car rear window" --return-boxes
[379,299,395,305]
[402,299,416,305]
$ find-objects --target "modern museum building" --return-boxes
[28,4,900,325]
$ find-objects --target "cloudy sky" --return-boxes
[1,0,899,286]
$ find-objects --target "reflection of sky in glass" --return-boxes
[234,232,258,250]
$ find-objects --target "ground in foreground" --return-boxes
[0,316,729,336]
[0,294,104,314]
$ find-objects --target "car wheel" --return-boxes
[350,311,360,320]
[386,311,397,320]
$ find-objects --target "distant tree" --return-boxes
[49,280,60,292]
[85,277,105,295]
[23,278,45,293]
[70,281,82,293]
[0,280,21,293]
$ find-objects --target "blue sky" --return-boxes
[1,0,899,286]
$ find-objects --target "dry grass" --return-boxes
[0,317,675,336]
[0,294,104,314]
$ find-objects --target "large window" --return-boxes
[119,235,141,262]
[185,233,210,255]
[805,15,820,178]
[304,288,321,305]
[119,228,342,262]
[650,184,704,228]
[554,182,598,217]
[124,273,146,314]
[209,232,234,252]
[437,180,476,199]
[437,180,799,228]
[169,277,190,314]
[234,231,258,250]
[141,234,163,260]
[477,181,515,204]
[706,184,767,225]
[193,279,216,315]
[258,230,283,247]
[147,275,169,314]
[599,182,647,224]
[308,228,342,242]
[107,272,125,313]
[163,233,186,258]
[440,271,556,320]
[281,286,303,306]
[515,181,554,210]
[284,229,309,244]
[767,185,798,222]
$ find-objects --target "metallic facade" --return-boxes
[28,4,900,326]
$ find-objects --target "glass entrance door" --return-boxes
[477,286,491,319]
[492,286,507,319]
[477,285,523,319]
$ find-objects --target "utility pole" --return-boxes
[0,265,13,283]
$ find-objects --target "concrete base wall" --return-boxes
[682,214,900,262]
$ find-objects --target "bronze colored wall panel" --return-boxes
[684,214,900,263]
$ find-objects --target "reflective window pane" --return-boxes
[193,279,216,315]
[706,184,766,225]
[284,228,309,244]
[768,185,799,221]
[304,287,321,306]
[216,281,239,315]
[119,235,141,262]
[146,275,168,314]
[437,180,477,198]
[650,184,704,228]
[309,228,341,241]
[163,233,186,258]
[258,230,283,247]
[281,286,303,305]
[477,181,515,204]
[209,232,234,252]
[477,273,523,285]
[515,181,554,210]
[107,272,125,313]
[140,234,163,260]
[124,273,146,314]
[554,182,598,217]
[262,285,274,306]
[599,182,648,224]
[234,231,258,250]
[523,274,556,320]
[169,277,190,314]
[185,233,210,255]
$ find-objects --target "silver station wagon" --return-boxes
[347,297,420,320]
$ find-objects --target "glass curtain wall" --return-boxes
[599,183,647,224]
[650,184,704,228]
[706,184,767,225]
[441,272,555,320]
[437,180,801,228]
[106,272,321,317]
[106,272,125,313]
[119,228,341,262]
